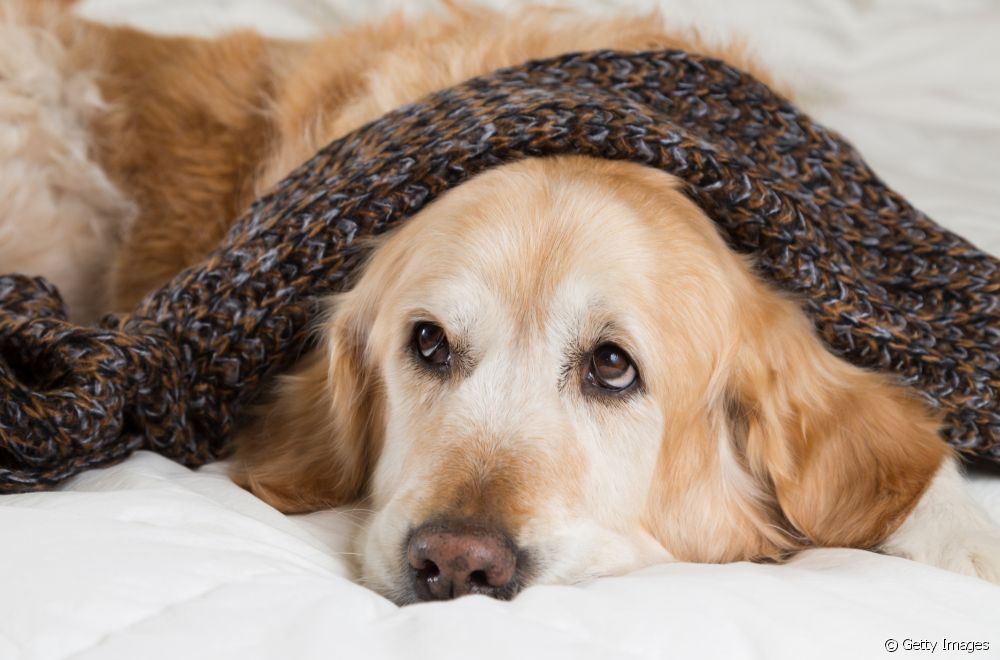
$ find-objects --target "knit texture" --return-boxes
[1,49,998,493]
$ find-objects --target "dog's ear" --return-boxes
[727,288,950,550]
[230,299,382,513]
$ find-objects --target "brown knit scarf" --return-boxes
[1,49,998,493]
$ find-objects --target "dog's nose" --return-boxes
[407,522,518,601]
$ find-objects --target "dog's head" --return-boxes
[233,156,947,604]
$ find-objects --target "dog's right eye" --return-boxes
[413,322,451,369]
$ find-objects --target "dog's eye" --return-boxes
[413,322,451,368]
[586,343,638,392]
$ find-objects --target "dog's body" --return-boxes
[1,1,998,604]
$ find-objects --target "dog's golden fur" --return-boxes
[4,0,997,602]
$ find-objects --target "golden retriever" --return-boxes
[2,0,998,604]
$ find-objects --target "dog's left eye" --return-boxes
[586,343,638,392]
[413,322,451,368]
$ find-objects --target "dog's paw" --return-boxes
[881,459,1000,586]
[882,527,1000,585]
[896,530,1000,585]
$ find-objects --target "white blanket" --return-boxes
[3,1,1000,658]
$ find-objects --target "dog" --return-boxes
[1,1,998,605]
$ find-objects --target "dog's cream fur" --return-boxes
[0,2,133,321]
[1,0,998,604]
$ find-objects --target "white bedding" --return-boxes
[3,1,1000,658]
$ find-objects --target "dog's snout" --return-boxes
[407,523,519,601]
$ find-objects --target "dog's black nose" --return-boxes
[407,522,519,601]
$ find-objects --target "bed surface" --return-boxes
[3,1,1000,658]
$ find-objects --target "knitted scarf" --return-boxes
[1,49,998,493]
